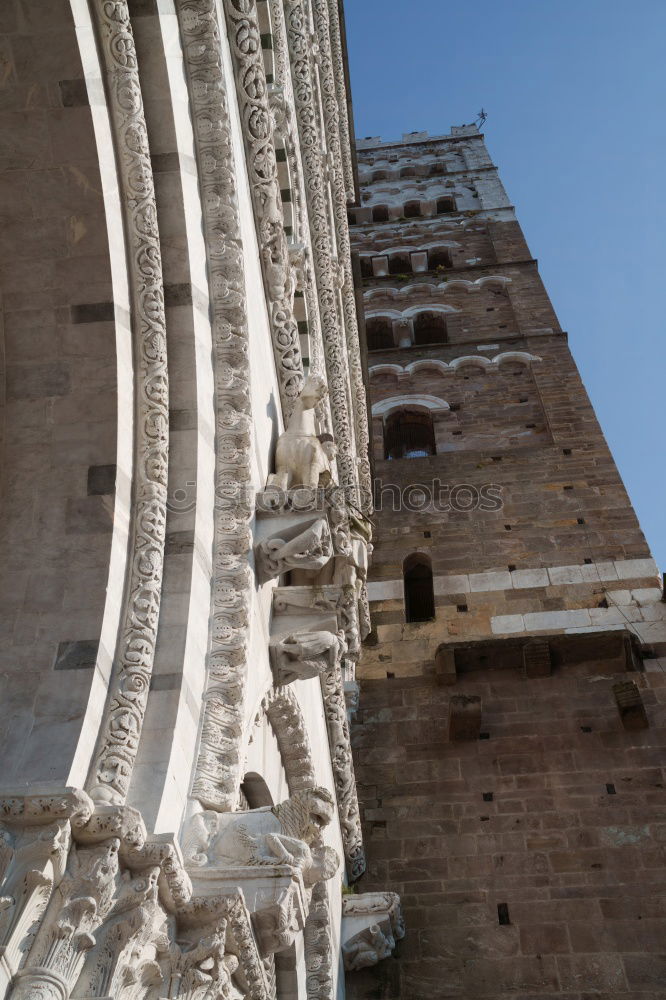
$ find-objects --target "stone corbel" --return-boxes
[271,583,360,664]
[269,629,346,685]
[255,513,334,584]
[191,866,308,958]
[342,892,405,972]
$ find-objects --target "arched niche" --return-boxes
[403,553,435,623]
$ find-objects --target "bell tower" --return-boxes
[347,127,666,999]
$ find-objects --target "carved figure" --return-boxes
[270,629,346,684]
[257,517,333,580]
[267,375,335,489]
[183,789,338,888]
[343,924,394,971]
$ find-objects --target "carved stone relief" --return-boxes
[342,892,405,972]
[87,0,169,809]
[221,0,304,411]
[175,0,257,814]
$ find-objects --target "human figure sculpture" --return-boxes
[267,375,336,490]
[270,629,346,685]
[183,788,339,889]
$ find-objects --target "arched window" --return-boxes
[404,200,421,218]
[429,161,446,176]
[366,316,394,352]
[388,252,412,275]
[428,247,452,270]
[359,256,373,278]
[384,409,436,460]
[413,311,448,346]
[403,553,435,622]
[372,169,389,181]
[436,197,455,214]
[400,166,416,178]
[372,205,389,222]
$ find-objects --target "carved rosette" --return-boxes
[87,0,169,807]
[221,0,305,412]
[174,0,257,812]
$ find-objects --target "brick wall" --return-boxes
[347,132,664,998]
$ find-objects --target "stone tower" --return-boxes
[347,128,666,998]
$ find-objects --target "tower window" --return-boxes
[372,205,389,223]
[400,166,416,178]
[403,553,435,623]
[385,409,436,460]
[366,316,394,352]
[404,200,421,218]
[347,209,356,225]
[413,311,448,346]
[388,252,412,275]
[428,248,452,269]
[436,197,455,214]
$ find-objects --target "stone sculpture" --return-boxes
[256,517,333,580]
[270,629,346,684]
[183,789,339,889]
[267,374,336,490]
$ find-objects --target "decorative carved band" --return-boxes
[87,0,169,806]
[222,0,305,413]
[310,0,372,510]
[261,686,317,793]
[282,0,359,498]
[174,0,257,813]
[320,660,366,880]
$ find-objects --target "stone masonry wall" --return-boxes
[347,131,665,998]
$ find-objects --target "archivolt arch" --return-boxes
[372,394,450,418]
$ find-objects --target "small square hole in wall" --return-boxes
[504,524,512,531]
[486,307,495,312]
[598,598,608,608]
[449,403,461,412]
[499,324,508,329]
[491,456,502,462]
[508,564,516,572]
[386,672,395,679]
[584,558,593,565]
[457,604,468,613]
[581,726,592,733]
[452,431,462,436]
[606,783,616,795]
[577,518,585,525]
[563,448,572,455]
[424,531,431,538]
[519,397,528,403]
[563,485,574,491]
[525,423,536,429]
[482,792,493,802]
[479,732,490,740]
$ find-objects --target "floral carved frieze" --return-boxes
[87,0,169,809]
[174,0,257,814]
[221,0,305,413]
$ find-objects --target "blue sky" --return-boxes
[345,0,666,569]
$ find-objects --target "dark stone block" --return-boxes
[150,673,180,691]
[7,364,70,399]
[58,79,89,107]
[169,408,196,431]
[54,639,98,671]
[165,530,195,555]
[164,283,192,307]
[87,464,116,496]
[151,152,180,173]
[71,302,115,324]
